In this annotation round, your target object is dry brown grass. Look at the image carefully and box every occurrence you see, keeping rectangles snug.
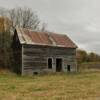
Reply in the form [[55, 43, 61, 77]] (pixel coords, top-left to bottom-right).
[[0, 71, 100, 100]]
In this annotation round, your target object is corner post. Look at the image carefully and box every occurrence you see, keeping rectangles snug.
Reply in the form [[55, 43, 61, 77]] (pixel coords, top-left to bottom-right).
[[22, 45, 24, 75]]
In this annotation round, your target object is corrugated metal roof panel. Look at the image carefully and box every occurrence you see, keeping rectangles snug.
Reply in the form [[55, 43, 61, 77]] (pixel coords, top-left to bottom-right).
[[50, 33, 77, 48], [16, 28, 25, 44], [16, 28, 77, 48]]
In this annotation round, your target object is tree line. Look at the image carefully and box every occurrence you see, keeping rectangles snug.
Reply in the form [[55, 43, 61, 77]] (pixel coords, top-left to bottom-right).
[[77, 49, 100, 64]]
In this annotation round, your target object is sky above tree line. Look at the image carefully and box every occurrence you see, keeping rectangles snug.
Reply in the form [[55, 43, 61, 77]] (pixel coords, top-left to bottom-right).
[[0, 0, 100, 54]]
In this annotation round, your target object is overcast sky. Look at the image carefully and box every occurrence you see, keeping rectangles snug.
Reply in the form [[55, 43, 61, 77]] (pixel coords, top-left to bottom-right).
[[0, 0, 100, 54]]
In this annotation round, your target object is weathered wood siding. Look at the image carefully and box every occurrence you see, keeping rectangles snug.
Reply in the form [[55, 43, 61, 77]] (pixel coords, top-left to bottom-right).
[[22, 44, 77, 75]]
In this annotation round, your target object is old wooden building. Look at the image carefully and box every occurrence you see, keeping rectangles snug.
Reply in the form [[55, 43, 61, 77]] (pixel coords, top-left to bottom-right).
[[12, 28, 77, 75]]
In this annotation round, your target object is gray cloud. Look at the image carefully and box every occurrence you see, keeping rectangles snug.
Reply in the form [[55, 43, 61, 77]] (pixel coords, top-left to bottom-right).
[[0, 0, 100, 54]]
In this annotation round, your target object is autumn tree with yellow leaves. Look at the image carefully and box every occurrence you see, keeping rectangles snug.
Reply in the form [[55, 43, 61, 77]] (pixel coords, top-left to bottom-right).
[[0, 17, 12, 68]]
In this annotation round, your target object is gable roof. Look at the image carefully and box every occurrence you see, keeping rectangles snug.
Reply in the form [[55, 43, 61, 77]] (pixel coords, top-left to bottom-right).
[[16, 27, 77, 48]]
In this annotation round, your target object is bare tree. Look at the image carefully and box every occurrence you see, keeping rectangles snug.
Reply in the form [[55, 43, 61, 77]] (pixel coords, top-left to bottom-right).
[[41, 23, 47, 32], [0, 7, 47, 31], [8, 7, 41, 31]]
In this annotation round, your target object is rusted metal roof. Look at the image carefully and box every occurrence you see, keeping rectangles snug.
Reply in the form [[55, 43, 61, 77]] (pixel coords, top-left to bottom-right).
[[16, 27, 77, 48]]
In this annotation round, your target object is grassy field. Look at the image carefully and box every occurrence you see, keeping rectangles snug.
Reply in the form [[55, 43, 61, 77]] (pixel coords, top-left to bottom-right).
[[0, 71, 100, 100]]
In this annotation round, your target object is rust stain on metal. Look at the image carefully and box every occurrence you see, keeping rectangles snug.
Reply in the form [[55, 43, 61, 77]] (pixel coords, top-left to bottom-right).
[[16, 27, 77, 48]]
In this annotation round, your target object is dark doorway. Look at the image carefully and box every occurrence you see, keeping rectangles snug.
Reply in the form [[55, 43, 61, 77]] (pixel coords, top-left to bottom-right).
[[67, 65, 70, 72], [48, 58, 52, 69], [56, 58, 62, 72]]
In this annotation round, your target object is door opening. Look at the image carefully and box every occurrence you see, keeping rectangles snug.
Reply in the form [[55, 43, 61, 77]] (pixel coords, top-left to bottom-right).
[[56, 58, 62, 72], [48, 58, 52, 69], [67, 65, 71, 72]]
